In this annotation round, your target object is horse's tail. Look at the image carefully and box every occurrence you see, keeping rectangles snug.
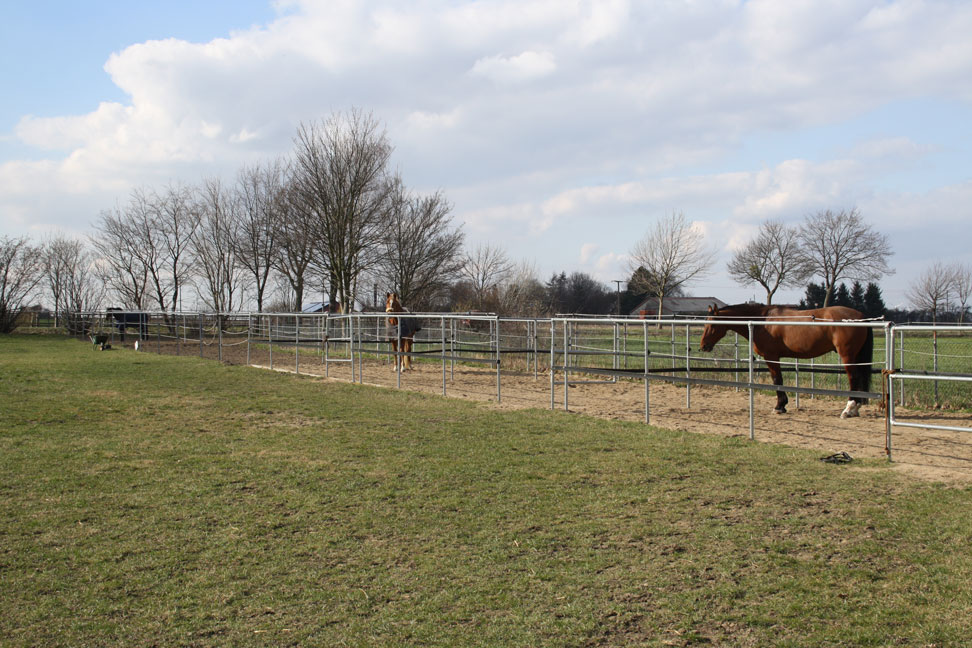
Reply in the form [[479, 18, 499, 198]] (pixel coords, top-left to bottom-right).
[[853, 327, 874, 403]]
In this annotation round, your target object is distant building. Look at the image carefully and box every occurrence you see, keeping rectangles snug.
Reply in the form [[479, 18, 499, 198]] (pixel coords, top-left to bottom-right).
[[302, 300, 366, 313], [302, 301, 334, 313], [630, 296, 728, 318]]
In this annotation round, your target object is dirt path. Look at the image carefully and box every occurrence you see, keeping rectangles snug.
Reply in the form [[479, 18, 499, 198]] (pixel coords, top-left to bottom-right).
[[151, 340, 972, 484]]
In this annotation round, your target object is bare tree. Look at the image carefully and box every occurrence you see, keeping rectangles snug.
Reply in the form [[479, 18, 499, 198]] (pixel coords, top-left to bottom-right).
[[191, 178, 244, 313], [291, 109, 393, 312], [951, 263, 972, 324], [500, 261, 547, 316], [0, 236, 43, 333], [273, 176, 321, 311], [377, 180, 464, 310], [235, 160, 285, 312], [91, 203, 149, 309], [727, 220, 808, 304], [151, 184, 199, 313], [92, 186, 197, 312], [628, 211, 715, 320], [906, 262, 956, 323], [460, 244, 513, 310], [43, 234, 104, 328], [42, 233, 74, 326], [797, 208, 893, 307]]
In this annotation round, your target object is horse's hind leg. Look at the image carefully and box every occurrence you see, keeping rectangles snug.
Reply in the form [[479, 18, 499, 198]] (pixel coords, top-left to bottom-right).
[[840, 353, 871, 418], [840, 361, 861, 418], [767, 360, 788, 414]]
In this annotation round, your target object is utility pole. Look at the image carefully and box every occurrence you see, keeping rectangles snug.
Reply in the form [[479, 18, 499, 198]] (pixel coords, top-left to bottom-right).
[[613, 280, 624, 316]]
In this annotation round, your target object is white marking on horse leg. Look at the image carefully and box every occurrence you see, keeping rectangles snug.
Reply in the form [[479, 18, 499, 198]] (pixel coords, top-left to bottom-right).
[[840, 400, 860, 419]]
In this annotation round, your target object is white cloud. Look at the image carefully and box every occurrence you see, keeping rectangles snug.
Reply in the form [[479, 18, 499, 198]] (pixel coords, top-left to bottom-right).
[[469, 50, 557, 83], [1, 0, 971, 308], [579, 242, 598, 263]]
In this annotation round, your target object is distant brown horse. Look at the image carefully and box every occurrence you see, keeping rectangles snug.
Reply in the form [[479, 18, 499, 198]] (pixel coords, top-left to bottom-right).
[[385, 293, 421, 371], [699, 303, 874, 418]]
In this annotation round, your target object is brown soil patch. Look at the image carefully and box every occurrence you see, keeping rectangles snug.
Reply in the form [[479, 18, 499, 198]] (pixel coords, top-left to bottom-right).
[[140, 339, 972, 484]]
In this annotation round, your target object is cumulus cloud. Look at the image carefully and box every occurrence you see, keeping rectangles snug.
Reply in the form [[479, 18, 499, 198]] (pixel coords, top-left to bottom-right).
[[1, 0, 971, 306], [579, 242, 598, 263]]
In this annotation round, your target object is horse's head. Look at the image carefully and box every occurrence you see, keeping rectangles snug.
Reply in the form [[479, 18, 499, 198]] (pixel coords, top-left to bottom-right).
[[699, 303, 726, 352], [384, 292, 401, 313]]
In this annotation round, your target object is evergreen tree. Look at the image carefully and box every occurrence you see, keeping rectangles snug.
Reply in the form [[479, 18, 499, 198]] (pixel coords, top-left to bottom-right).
[[800, 282, 827, 309], [863, 282, 887, 318], [834, 282, 852, 307], [545, 272, 568, 314], [850, 281, 865, 312], [621, 266, 686, 315]]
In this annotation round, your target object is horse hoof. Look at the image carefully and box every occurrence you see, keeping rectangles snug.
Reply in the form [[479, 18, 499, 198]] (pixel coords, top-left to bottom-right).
[[774, 408, 786, 415]]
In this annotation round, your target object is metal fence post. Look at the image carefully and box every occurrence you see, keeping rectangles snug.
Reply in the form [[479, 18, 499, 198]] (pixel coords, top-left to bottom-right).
[[794, 358, 800, 410], [564, 320, 570, 411], [671, 323, 676, 370], [685, 323, 691, 408], [324, 315, 330, 377], [898, 328, 904, 406], [734, 333, 739, 391], [810, 355, 815, 399], [550, 319, 556, 410], [496, 317, 501, 403], [613, 322, 620, 379], [355, 315, 362, 384], [933, 328, 939, 407], [748, 321, 755, 440], [441, 315, 447, 396], [644, 320, 650, 425]]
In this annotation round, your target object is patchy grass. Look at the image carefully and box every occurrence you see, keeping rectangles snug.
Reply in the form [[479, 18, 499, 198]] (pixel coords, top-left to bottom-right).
[[2, 334, 972, 647]]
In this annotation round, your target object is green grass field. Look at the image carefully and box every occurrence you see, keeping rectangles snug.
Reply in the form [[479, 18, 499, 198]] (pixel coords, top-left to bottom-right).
[[4, 335, 972, 646]]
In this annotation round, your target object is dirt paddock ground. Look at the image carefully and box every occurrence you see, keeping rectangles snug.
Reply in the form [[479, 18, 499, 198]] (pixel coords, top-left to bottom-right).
[[148, 338, 972, 484]]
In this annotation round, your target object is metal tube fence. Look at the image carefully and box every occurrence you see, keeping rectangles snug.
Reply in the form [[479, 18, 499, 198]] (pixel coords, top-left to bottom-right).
[[76, 310, 972, 464]]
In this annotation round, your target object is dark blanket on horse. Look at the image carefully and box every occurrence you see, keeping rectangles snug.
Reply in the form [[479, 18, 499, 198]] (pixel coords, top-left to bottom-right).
[[386, 316, 422, 339]]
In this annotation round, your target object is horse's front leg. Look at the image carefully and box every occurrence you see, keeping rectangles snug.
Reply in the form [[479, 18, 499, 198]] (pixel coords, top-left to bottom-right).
[[391, 340, 400, 371], [766, 359, 788, 414]]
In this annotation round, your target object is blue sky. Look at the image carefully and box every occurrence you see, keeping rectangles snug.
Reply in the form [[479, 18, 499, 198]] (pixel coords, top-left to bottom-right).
[[2, 0, 972, 309], [1, 1, 278, 156]]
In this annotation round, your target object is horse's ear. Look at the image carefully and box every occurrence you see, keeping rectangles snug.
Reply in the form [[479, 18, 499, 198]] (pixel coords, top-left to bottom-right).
[[707, 304, 714, 315]]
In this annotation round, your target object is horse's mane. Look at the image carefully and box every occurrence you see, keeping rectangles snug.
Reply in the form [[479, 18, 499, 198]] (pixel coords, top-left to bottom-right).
[[718, 302, 771, 318]]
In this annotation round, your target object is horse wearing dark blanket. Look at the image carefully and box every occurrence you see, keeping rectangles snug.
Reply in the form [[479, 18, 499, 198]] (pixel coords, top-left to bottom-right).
[[385, 293, 421, 371], [106, 307, 149, 341]]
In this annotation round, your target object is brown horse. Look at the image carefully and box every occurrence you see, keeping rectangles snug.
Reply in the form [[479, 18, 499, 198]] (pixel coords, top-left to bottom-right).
[[385, 292, 421, 371], [699, 303, 874, 418]]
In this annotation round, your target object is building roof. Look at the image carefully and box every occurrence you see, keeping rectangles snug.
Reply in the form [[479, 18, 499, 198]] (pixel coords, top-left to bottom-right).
[[631, 296, 728, 317]]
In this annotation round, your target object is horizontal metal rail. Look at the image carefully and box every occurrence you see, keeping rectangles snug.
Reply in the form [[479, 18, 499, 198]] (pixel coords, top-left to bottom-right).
[[560, 364, 881, 401]]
